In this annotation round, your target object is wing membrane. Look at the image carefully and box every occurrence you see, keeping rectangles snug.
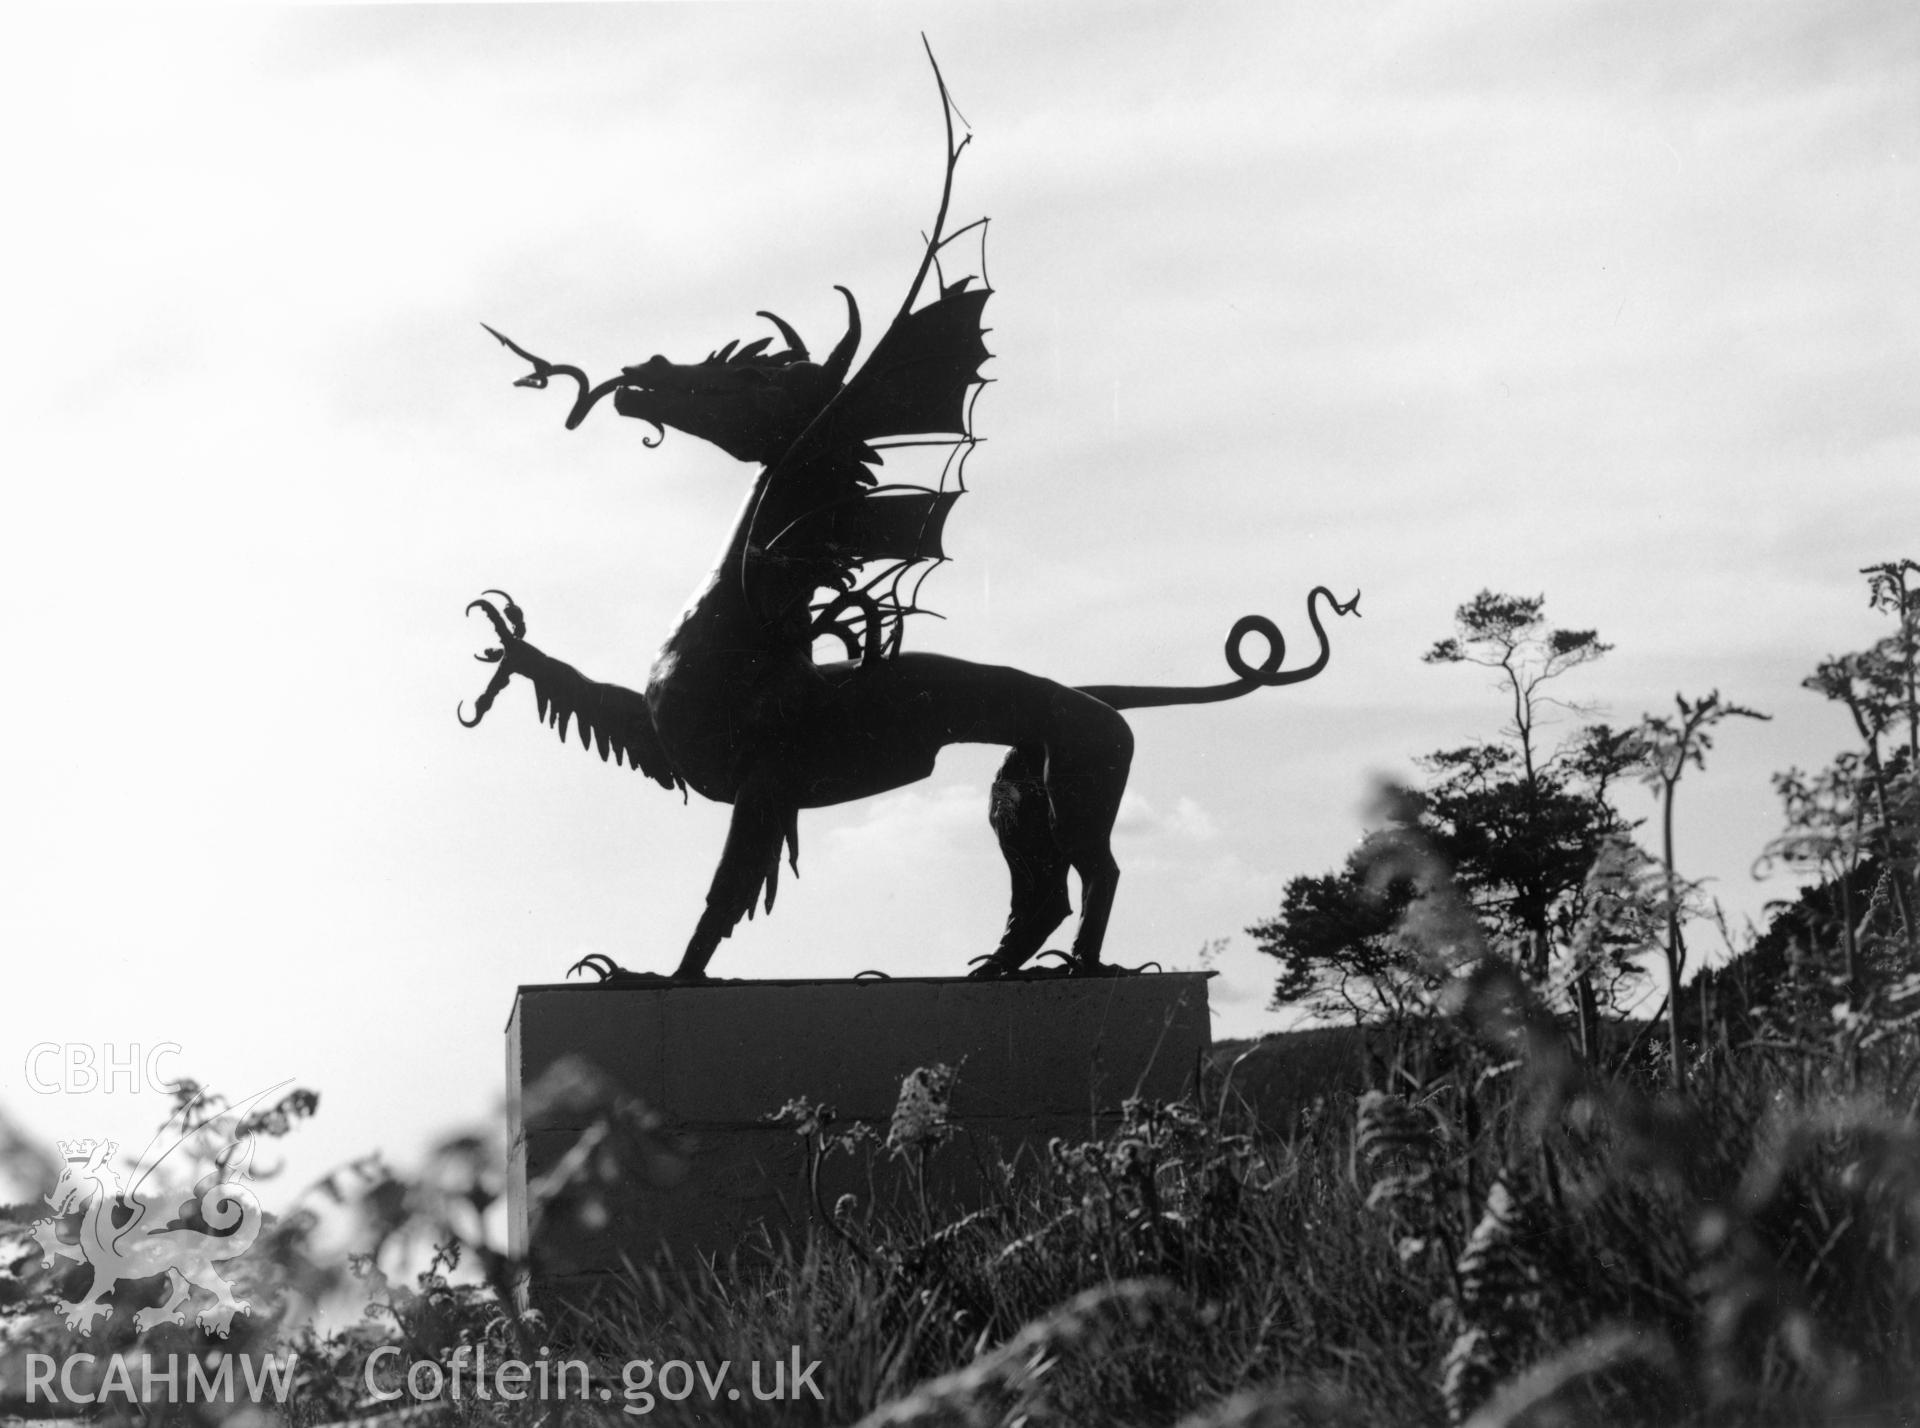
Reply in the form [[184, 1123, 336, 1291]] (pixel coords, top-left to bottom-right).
[[755, 185, 990, 659]]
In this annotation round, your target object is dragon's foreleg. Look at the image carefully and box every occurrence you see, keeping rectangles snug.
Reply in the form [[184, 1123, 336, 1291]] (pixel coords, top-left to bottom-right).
[[674, 771, 799, 980], [566, 770, 800, 986], [30, 1219, 81, 1267], [460, 592, 684, 792]]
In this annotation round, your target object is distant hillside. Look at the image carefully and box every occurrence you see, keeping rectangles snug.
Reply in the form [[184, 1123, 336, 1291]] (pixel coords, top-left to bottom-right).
[[1205, 1026, 1376, 1132], [1206, 1018, 1659, 1132]]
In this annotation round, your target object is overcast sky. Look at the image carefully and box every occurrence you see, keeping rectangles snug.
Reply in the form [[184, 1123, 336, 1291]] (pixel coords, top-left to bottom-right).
[[3, 2, 1916, 1204]]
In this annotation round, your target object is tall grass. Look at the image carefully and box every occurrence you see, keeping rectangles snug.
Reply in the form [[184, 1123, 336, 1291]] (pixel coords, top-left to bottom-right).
[[5, 905, 1916, 1426]]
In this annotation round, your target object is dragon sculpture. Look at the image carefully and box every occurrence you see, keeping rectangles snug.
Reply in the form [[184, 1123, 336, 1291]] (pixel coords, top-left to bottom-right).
[[462, 54, 1358, 983]]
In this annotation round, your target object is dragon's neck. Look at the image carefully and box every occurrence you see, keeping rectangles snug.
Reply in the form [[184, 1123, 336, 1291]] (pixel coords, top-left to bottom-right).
[[78, 1176, 117, 1250], [722, 460, 776, 577], [656, 467, 779, 665], [658, 431, 847, 675]]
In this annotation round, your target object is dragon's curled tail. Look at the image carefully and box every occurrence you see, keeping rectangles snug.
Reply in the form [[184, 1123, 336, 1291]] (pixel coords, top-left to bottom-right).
[[1077, 586, 1360, 711]]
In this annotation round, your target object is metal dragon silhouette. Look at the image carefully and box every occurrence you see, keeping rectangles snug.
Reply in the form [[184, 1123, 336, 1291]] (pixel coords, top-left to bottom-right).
[[462, 55, 1358, 983]]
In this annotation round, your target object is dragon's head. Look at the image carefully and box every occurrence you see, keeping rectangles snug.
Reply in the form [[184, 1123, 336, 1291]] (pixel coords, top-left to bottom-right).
[[488, 287, 866, 462], [45, 1139, 118, 1214], [610, 288, 860, 462]]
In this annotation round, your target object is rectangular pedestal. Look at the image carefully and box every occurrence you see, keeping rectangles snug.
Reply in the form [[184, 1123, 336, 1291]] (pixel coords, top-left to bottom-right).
[[506, 973, 1210, 1302]]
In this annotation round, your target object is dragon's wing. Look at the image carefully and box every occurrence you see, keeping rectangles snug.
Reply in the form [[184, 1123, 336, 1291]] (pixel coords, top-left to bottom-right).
[[837, 276, 992, 446], [750, 63, 991, 659]]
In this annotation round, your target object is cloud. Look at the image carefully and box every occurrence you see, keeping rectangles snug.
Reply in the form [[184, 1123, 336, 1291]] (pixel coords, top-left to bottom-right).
[[1113, 790, 1222, 846], [827, 782, 992, 856]]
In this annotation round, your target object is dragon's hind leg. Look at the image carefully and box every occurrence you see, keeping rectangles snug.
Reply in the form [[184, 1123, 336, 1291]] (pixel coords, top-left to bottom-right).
[[134, 1267, 193, 1332], [972, 745, 1073, 976], [970, 697, 1136, 978], [1047, 698, 1135, 974]]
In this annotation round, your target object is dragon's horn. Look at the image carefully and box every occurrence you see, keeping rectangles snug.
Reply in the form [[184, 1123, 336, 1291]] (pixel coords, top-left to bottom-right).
[[756, 310, 809, 361], [822, 286, 861, 386]]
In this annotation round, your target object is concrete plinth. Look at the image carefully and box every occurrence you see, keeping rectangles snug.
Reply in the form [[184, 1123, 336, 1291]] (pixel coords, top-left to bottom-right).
[[506, 973, 1210, 1302]]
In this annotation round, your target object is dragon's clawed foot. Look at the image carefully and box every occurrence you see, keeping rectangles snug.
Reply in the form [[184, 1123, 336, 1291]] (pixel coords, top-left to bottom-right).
[[468, 589, 527, 656], [134, 1305, 186, 1333], [566, 953, 707, 987], [198, 1302, 247, 1337], [1069, 959, 1163, 978], [459, 591, 528, 728], [966, 949, 1076, 980], [59, 1300, 109, 1336], [967, 948, 1163, 980]]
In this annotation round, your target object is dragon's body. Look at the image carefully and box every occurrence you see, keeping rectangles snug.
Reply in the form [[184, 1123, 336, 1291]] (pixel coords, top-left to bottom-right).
[[463, 57, 1357, 981]]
